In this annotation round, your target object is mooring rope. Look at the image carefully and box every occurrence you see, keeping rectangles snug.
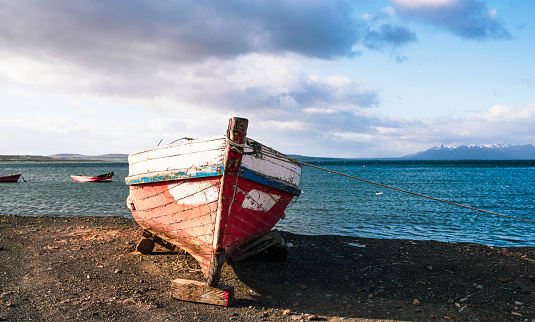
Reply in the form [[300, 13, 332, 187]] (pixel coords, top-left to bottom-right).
[[299, 161, 535, 225]]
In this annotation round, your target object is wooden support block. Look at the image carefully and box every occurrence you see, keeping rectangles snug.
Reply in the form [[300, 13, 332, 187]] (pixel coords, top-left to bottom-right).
[[141, 230, 177, 252], [170, 279, 234, 306], [231, 230, 284, 262], [136, 237, 155, 255]]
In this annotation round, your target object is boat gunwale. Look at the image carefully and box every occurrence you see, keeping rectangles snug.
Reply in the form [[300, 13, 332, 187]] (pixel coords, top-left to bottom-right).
[[0, 172, 21, 176], [125, 135, 301, 195], [128, 136, 226, 159]]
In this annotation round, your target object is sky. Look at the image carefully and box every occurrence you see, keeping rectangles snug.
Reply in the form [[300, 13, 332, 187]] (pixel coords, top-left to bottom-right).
[[1, 0, 534, 158]]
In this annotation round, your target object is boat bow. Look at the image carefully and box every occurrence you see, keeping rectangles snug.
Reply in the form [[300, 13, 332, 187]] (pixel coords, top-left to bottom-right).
[[125, 117, 301, 286]]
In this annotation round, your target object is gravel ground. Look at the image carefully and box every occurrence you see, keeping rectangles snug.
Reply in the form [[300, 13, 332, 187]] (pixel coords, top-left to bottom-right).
[[1, 215, 534, 321]]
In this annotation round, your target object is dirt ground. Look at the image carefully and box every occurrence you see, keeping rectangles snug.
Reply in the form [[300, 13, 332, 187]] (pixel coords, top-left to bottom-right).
[[1, 215, 534, 321]]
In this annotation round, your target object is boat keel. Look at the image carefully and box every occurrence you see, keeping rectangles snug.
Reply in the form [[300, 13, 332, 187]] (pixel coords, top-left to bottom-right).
[[206, 251, 226, 287]]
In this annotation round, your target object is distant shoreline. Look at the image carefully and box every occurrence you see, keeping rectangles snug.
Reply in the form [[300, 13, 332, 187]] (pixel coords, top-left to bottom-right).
[[2, 154, 535, 163], [0, 155, 128, 163]]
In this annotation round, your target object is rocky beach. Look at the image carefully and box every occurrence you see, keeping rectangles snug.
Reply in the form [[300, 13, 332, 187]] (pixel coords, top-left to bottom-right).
[[1, 215, 534, 321]]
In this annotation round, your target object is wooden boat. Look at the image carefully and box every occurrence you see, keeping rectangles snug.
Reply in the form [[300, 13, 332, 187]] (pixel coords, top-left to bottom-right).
[[0, 172, 22, 183], [125, 117, 301, 287], [70, 171, 114, 182]]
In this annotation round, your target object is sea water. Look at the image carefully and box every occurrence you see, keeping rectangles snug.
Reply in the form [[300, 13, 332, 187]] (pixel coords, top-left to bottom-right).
[[0, 162, 130, 218], [1, 160, 534, 247]]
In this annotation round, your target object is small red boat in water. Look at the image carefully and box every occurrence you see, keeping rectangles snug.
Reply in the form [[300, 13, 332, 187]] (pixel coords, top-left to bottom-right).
[[71, 171, 114, 182], [0, 172, 22, 183]]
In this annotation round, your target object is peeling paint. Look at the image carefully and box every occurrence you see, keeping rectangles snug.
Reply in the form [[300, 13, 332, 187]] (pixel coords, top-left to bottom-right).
[[241, 189, 281, 211]]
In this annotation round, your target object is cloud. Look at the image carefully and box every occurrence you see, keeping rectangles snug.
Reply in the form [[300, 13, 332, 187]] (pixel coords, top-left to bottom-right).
[[390, 0, 511, 40], [292, 75, 379, 110], [0, 1, 529, 159], [0, 0, 360, 67], [482, 104, 535, 123], [1, 89, 533, 157], [0, 1, 373, 112], [272, 104, 535, 158], [399, 105, 535, 151], [364, 24, 418, 50]]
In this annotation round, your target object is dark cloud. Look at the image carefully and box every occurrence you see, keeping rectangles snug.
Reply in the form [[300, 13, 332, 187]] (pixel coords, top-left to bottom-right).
[[364, 24, 417, 50], [391, 0, 511, 40], [252, 1, 360, 58], [0, 0, 361, 65]]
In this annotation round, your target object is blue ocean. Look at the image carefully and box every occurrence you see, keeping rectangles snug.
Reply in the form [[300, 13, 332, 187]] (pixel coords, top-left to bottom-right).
[[1, 160, 534, 247]]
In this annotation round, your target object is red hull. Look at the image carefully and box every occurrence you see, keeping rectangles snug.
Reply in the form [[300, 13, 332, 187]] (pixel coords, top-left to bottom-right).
[[0, 173, 21, 183], [71, 172, 113, 182], [127, 176, 295, 275]]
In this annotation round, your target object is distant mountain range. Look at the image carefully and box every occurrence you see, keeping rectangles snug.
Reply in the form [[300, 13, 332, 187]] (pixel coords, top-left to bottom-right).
[[2, 143, 534, 163], [403, 143, 535, 160], [0, 154, 128, 162]]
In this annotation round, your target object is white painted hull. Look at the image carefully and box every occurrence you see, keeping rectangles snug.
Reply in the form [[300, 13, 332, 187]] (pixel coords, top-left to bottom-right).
[[126, 136, 301, 192]]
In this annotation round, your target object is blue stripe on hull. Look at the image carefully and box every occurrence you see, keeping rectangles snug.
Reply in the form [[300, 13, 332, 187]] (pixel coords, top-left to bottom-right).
[[239, 167, 301, 196], [125, 165, 223, 185]]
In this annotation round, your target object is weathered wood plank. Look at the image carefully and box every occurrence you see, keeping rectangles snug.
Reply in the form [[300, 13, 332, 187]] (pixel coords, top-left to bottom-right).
[[151, 233, 178, 252], [231, 230, 284, 262], [170, 279, 234, 306]]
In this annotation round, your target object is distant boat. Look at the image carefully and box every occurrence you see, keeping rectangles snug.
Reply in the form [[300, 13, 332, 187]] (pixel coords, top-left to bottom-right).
[[125, 117, 301, 287], [71, 171, 114, 182], [375, 191, 383, 195], [0, 172, 22, 183]]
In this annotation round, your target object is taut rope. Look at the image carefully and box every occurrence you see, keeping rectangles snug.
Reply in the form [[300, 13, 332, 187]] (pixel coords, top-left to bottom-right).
[[299, 161, 535, 225]]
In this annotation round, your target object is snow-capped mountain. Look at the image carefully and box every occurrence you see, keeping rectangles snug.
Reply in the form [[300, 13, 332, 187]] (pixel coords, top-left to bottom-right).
[[403, 143, 535, 160], [429, 143, 511, 150]]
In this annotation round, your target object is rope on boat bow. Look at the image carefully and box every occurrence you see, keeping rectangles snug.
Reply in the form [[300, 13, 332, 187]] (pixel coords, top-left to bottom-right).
[[299, 161, 535, 225], [226, 134, 289, 160]]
